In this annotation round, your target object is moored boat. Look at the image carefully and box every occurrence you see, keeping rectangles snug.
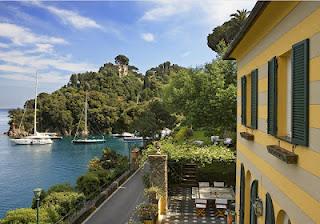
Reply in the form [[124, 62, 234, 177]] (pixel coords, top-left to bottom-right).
[[11, 73, 53, 145], [123, 136, 143, 141], [72, 90, 105, 144]]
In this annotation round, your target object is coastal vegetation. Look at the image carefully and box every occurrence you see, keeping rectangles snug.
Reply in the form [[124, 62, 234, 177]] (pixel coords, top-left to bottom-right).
[[8, 57, 182, 137], [0, 148, 128, 223], [2, 9, 249, 223]]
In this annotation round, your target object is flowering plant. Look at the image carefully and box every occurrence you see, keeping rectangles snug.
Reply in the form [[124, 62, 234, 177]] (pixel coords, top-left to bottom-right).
[[136, 203, 158, 220]]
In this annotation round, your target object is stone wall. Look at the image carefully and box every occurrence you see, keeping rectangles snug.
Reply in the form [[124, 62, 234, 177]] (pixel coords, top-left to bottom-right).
[[148, 154, 168, 215]]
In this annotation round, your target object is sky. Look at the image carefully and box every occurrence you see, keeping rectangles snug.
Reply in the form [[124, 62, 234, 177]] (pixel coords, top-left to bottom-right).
[[0, 0, 255, 108]]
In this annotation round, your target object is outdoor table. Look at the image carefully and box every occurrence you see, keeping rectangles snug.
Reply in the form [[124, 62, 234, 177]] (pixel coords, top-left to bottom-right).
[[194, 187, 235, 200]]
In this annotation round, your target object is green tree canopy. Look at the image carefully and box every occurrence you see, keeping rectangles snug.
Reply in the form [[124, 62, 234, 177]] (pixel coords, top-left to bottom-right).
[[163, 41, 237, 133], [207, 9, 250, 53], [115, 54, 129, 65]]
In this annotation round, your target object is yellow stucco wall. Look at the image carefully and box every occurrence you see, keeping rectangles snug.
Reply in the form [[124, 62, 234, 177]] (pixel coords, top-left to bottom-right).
[[233, 2, 320, 224]]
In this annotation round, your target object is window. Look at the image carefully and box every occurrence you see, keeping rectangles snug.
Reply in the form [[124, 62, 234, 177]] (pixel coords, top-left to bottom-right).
[[267, 39, 309, 146], [265, 193, 275, 224], [292, 39, 309, 146], [267, 57, 277, 136], [241, 76, 247, 126], [241, 70, 258, 129], [251, 69, 258, 129], [250, 180, 258, 224], [239, 164, 245, 224], [277, 51, 292, 140]]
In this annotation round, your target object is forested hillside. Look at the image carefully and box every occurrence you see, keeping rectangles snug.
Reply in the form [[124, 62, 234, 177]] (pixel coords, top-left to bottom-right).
[[8, 56, 180, 136], [8, 9, 247, 138]]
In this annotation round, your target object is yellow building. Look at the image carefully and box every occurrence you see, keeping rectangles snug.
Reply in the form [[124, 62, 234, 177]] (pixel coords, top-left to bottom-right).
[[224, 1, 320, 224]]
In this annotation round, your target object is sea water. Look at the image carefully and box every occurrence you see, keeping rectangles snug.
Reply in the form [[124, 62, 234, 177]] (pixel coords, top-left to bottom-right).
[[0, 109, 142, 218]]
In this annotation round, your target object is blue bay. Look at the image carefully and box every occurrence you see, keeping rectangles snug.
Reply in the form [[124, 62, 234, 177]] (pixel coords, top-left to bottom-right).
[[0, 109, 141, 218]]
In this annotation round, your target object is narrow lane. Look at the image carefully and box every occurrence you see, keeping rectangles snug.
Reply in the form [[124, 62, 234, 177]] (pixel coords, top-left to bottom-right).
[[83, 166, 147, 224]]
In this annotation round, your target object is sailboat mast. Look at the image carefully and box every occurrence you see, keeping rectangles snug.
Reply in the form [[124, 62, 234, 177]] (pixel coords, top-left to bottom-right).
[[84, 91, 88, 136], [34, 72, 38, 134]]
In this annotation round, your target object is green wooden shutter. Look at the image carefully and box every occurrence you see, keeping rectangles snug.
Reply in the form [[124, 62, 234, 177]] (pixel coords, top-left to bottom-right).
[[292, 39, 309, 146], [268, 57, 277, 136], [239, 164, 245, 224], [250, 180, 258, 224], [241, 76, 247, 126], [265, 193, 275, 224], [251, 69, 258, 129]]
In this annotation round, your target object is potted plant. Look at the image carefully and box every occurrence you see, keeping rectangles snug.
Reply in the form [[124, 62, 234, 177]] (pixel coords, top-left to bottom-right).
[[136, 203, 158, 224], [144, 186, 163, 204]]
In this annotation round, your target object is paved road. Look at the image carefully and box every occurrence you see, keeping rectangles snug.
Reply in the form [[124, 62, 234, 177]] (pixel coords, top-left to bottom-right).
[[83, 166, 147, 224]]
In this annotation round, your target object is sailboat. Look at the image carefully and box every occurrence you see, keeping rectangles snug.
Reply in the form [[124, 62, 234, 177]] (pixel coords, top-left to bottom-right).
[[11, 73, 53, 145], [72, 91, 106, 144]]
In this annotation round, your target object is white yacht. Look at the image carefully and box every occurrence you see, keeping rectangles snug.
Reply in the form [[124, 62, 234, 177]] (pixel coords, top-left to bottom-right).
[[123, 136, 143, 141], [72, 91, 105, 144], [12, 134, 53, 145], [11, 73, 53, 145]]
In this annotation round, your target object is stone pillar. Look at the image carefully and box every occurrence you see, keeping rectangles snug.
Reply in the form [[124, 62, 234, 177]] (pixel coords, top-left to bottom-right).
[[130, 148, 140, 170], [148, 154, 168, 215]]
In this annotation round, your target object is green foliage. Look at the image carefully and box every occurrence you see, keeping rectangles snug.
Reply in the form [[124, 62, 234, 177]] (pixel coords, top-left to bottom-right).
[[9, 57, 182, 137], [143, 140, 235, 166], [47, 183, 74, 194], [0, 208, 52, 224], [188, 130, 211, 145], [163, 41, 237, 133], [135, 203, 158, 220], [76, 171, 101, 197], [173, 127, 190, 143], [142, 61, 186, 100], [77, 148, 128, 198], [197, 161, 236, 186], [42, 192, 85, 217], [207, 9, 250, 53], [115, 54, 129, 65], [132, 100, 176, 137], [88, 157, 103, 171]]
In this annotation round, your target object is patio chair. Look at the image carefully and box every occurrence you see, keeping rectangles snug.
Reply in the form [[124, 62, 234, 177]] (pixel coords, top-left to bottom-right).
[[214, 181, 225, 188], [199, 182, 210, 188], [215, 199, 228, 218], [211, 136, 220, 145], [192, 187, 199, 199], [196, 203, 207, 217], [195, 199, 207, 204], [224, 138, 233, 147]]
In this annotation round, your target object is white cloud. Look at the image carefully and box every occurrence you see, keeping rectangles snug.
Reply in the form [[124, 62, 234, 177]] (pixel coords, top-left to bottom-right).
[[0, 50, 97, 73], [141, 0, 191, 21], [0, 72, 69, 84], [141, 0, 255, 25], [141, 33, 155, 42], [32, 1, 103, 30], [0, 43, 9, 48], [0, 22, 67, 46], [0, 64, 36, 73], [181, 51, 191, 57], [34, 43, 54, 53]]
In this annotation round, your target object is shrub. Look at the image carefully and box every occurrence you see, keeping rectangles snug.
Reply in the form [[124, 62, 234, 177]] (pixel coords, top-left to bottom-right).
[[144, 186, 163, 204], [42, 192, 85, 217], [76, 172, 101, 197], [135, 203, 158, 221], [47, 183, 74, 194], [173, 127, 189, 142], [90, 169, 113, 187], [88, 157, 103, 171], [0, 208, 52, 224]]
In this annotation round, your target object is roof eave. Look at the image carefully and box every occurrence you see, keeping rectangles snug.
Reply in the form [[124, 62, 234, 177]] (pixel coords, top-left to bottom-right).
[[223, 1, 270, 60]]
